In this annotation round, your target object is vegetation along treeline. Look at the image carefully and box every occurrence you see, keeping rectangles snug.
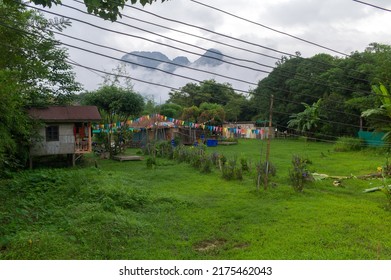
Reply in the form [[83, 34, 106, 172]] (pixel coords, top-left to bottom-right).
[[1, 0, 391, 174], [2, 0, 391, 261]]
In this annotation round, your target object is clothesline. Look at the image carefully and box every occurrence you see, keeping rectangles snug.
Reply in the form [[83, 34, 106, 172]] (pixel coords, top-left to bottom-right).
[[93, 113, 270, 136]]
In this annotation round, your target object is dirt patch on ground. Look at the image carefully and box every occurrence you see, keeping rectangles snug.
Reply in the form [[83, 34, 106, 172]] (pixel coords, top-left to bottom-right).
[[233, 242, 250, 249], [194, 239, 227, 252]]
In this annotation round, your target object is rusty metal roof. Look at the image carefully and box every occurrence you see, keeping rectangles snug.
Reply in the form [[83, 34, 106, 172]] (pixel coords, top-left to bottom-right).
[[28, 106, 101, 122]]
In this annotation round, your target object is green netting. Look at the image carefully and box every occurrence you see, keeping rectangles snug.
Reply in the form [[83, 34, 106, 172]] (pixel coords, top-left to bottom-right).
[[358, 130, 385, 147]]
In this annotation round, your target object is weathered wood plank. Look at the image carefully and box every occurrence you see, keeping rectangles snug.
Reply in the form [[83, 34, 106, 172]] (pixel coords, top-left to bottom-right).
[[113, 155, 144, 162]]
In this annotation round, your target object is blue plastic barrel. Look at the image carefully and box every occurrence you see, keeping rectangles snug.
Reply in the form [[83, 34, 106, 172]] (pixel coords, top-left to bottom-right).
[[206, 139, 218, 147]]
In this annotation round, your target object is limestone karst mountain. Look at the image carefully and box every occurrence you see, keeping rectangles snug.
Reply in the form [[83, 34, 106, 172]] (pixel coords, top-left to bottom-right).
[[121, 48, 224, 72]]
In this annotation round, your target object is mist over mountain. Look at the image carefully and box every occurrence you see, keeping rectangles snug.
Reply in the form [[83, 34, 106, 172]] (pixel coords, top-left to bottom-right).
[[121, 48, 223, 73], [119, 48, 265, 101]]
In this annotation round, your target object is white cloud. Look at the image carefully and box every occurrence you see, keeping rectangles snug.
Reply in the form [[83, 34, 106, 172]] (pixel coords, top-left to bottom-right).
[[38, 0, 391, 100]]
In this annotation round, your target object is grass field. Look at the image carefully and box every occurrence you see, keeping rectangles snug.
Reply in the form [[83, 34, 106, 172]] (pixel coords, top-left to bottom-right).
[[1, 139, 390, 260]]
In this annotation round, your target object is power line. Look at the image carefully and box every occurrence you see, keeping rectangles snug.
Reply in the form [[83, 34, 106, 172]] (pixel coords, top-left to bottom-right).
[[53, 30, 260, 87], [71, 0, 281, 61], [190, 0, 350, 57], [0, 17, 255, 95], [65, 59, 372, 131], [274, 108, 362, 130], [352, 0, 391, 12], [66, 59, 180, 91], [124, 2, 372, 85], [25, 4, 274, 75], [1, 13, 373, 124], [3, 4, 376, 105], [67, 57, 106, 79], [35, 3, 374, 97], [64, 2, 375, 96], [4, 4, 379, 125], [27, 1, 375, 97], [0, 22, 372, 132]]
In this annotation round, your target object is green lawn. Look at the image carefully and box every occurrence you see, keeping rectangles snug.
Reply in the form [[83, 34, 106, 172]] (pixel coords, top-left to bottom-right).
[[1, 139, 390, 259]]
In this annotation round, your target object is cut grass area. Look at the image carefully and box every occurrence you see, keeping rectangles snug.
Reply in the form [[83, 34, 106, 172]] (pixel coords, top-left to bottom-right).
[[1, 139, 390, 260]]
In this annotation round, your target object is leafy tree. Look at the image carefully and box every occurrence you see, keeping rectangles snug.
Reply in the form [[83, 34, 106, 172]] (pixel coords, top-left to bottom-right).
[[250, 43, 391, 138], [15, 0, 168, 21], [168, 79, 247, 121], [82, 85, 144, 155], [198, 103, 225, 125], [250, 56, 304, 126], [224, 95, 248, 122], [158, 103, 183, 118], [0, 3, 81, 173], [142, 98, 158, 116], [181, 106, 200, 123]]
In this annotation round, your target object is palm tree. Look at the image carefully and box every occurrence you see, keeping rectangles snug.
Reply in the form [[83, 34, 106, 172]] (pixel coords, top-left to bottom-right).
[[287, 99, 322, 138]]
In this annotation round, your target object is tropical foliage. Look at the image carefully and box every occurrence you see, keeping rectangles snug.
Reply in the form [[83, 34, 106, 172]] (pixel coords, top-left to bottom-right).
[[5, 0, 168, 21], [81, 85, 144, 156], [250, 43, 391, 137], [0, 3, 80, 174], [287, 99, 322, 136], [361, 83, 391, 143]]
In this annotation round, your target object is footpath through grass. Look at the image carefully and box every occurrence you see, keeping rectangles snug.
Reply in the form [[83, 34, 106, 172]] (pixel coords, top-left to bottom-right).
[[1, 139, 390, 259]]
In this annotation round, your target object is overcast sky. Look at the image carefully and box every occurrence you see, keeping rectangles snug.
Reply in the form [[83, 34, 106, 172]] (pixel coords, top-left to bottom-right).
[[39, 0, 391, 102]]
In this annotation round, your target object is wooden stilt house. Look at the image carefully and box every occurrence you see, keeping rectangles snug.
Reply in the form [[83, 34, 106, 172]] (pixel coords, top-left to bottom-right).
[[28, 106, 101, 168]]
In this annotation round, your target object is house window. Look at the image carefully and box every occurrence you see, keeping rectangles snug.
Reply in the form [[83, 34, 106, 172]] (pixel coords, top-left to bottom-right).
[[46, 125, 59, 141]]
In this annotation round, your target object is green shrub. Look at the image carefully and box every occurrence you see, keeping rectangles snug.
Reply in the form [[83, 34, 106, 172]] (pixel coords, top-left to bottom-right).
[[333, 137, 364, 152], [101, 196, 116, 212], [289, 155, 313, 192], [219, 154, 227, 170], [222, 158, 242, 181], [210, 152, 220, 166], [255, 161, 277, 189], [146, 157, 156, 169], [240, 158, 250, 172], [200, 155, 213, 174]]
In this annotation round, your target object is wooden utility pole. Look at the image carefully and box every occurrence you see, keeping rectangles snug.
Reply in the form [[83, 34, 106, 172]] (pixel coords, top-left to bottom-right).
[[264, 94, 274, 190]]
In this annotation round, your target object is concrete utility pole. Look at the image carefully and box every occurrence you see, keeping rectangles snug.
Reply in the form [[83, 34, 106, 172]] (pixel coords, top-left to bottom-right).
[[264, 94, 274, 190]]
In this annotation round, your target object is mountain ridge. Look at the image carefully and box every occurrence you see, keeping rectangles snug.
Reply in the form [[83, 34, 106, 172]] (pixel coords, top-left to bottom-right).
[[121, 48, 224, 72]]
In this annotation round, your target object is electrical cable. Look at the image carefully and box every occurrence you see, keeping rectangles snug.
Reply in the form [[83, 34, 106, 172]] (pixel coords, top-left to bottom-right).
[[70, 0, 282, 61], [124, 2, 373, 84], [26, 3, 375, 98], [190, 0, 350, 57], [62, 2, 376, 96], [66, 59, 181, 91], [352, 0, 391, 12], [53, 30, 259, 87], [0, 15, 374, 127], [0, 4, 382, 130]]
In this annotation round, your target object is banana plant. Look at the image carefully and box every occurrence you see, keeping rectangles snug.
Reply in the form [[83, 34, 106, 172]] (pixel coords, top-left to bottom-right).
[[287, 99, 322, 136], [361, 83, 391, 143]]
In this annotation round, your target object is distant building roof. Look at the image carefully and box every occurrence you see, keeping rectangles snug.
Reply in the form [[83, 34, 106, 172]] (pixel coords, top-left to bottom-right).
[[28, 106, 101, 122]]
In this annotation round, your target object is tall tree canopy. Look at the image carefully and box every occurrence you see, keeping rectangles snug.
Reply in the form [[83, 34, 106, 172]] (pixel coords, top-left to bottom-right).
[[81, 85, 144, 156], [0, 2, 81, 173], [167, 79, 251, 122], [250, 43, 391, 138], [168, 80, 240, 107], [7, 0, 168, 21]]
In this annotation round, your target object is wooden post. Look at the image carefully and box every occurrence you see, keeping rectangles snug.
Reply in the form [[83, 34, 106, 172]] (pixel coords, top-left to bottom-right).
[[264, 94, 274, 190], [88, 122, 92, 152]]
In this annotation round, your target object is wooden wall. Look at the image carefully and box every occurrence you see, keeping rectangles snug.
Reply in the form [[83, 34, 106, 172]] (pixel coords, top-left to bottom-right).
[[30, 123, 75, 156]]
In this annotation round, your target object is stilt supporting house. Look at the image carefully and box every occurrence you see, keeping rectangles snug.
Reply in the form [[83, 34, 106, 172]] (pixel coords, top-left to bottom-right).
[[28, 106, 101, 168]]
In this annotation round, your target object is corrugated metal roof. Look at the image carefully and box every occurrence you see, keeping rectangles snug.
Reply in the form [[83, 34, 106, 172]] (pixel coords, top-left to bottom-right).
[[28, 106, 101, 122]]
